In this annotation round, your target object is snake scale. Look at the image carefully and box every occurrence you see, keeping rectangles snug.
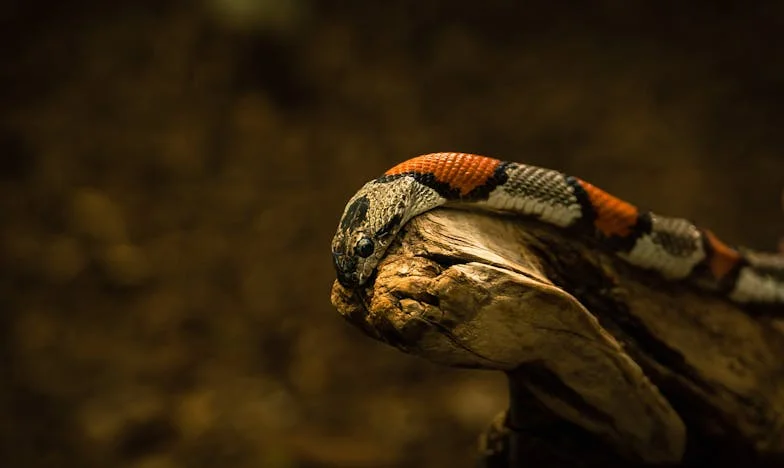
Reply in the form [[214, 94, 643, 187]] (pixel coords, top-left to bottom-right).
[[331, 152, 784, 304]]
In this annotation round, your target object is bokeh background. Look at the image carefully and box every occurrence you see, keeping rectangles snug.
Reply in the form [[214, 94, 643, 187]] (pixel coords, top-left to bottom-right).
[[1, 1, 783, 467]]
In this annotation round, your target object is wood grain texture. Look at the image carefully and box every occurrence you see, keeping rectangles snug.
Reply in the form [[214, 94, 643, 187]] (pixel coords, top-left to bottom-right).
[[331, 208, 784, 467]]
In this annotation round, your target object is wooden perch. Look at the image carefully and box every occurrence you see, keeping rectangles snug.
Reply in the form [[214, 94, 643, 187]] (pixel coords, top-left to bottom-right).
[[330, 208, 784, 467]]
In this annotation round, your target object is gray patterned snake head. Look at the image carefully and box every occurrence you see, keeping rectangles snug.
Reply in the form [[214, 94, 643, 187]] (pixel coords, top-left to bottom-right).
[[332, 178, 412, 288], [332, 176, 443, 289]]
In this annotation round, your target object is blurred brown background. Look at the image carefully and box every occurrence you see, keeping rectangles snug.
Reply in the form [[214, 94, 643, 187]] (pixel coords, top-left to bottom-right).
[[1, 1, 783, 467]]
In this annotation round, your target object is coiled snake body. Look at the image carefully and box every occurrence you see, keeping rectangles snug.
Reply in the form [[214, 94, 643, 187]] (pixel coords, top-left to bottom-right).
[[332, 152, 784, 304]]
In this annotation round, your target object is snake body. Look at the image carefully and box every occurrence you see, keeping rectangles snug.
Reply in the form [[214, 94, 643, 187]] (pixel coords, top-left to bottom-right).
[[331, 152, 784, 304]]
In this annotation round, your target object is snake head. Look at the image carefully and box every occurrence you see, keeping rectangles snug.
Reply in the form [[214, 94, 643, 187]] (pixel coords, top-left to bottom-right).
[[331, 178, 416, 289]]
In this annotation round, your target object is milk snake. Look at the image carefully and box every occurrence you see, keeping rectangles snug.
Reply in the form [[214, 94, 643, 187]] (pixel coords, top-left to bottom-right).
[[331, 152, 784, 304]]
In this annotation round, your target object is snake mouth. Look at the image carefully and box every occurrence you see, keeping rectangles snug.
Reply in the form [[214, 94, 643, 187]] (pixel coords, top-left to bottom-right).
[[332, 253, 359, 288], [336, 272, 358, 289]]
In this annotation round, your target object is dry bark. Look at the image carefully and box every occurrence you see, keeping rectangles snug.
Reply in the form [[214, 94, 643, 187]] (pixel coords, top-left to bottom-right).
[[330, 208, 784, 467]]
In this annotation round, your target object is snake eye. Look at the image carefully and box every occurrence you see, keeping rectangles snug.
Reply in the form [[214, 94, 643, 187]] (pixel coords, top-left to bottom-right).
[[355, 237, 374, 258]]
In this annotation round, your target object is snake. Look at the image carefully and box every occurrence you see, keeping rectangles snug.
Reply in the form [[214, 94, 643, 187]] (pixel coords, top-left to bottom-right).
[[331, 152, 784, 304]]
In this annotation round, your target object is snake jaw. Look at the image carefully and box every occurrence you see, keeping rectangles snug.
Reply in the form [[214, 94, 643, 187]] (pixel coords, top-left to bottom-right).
[[332, 252, 359, 288]]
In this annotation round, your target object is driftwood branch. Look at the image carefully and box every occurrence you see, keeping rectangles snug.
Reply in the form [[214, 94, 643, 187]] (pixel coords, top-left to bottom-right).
[[331, 208, 784, 467]]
